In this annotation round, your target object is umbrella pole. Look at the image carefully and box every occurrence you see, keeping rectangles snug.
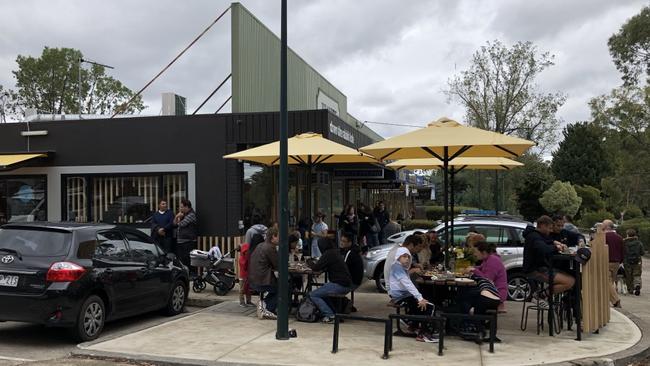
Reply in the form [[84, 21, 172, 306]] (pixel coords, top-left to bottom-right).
[[276, 0, 289, 340], [450, 168, 455, 248], [443, 147, 449, 269]]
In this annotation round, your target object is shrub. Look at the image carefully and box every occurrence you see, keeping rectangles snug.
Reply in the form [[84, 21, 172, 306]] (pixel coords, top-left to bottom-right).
[[623, 205, 643, 220], [401, 219, 438, 230], [578, 210, 615, 229], [424, 206, 478, 221]]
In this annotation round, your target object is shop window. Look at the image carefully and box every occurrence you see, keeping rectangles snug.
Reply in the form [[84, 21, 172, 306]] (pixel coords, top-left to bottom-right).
[[0, 176, 47, 223], [63, 173, 187, 224], [243, 163, 274, 228]]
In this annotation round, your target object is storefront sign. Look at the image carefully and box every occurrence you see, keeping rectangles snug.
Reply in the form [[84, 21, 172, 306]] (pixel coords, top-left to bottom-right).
[[333, 169, 383, 179], [329, 121, 355, 144], [362, 182, 401, 190]]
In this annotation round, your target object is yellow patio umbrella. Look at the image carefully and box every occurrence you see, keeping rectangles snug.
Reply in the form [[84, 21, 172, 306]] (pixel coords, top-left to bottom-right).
[[386, 157, 524, 171], [223, 132, 378, 166], [223, 132, 379, 220], [360, 118, 535, 161], [361, 117, 534, 260]]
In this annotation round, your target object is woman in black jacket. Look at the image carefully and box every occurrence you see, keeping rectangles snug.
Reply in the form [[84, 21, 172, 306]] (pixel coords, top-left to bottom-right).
[[338, 204, 359, 245]]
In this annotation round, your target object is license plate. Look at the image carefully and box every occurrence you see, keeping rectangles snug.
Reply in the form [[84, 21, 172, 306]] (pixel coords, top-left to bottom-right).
[[0, 274, 19, 287]]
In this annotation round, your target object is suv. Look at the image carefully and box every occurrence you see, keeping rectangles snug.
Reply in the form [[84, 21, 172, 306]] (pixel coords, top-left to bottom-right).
[[0, 222, 189, 341], [364, 215, 533, 301]]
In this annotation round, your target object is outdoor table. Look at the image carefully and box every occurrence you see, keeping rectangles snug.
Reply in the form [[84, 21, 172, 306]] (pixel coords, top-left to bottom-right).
[[288, 264, 323, 294], [415, 275, 476, 307], [547, 252, 582, 341]]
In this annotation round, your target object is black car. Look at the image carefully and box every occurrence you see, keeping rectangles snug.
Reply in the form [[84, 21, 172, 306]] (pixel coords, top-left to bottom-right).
[[0, 222, 189, 341]]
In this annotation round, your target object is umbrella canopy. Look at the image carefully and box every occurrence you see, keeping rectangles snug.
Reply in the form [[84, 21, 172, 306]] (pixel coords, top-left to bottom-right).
[[360, 117, 535, 161], [387, 157, 524, 171], [223, 132, 378, 166]]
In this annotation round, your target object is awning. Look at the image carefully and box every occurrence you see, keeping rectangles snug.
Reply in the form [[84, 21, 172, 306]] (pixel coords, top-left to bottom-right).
[[0, 153, 48, 170]]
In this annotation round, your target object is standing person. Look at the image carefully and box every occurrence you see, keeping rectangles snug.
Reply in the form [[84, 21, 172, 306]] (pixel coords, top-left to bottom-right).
[[603, 219, 624, 308], [623, 229, 645, 296], [374, 202, 390, 244], [248, 227, 280, 319], [310, 212, 329, 258], [244, 214, 267, 245], [307, 237, 353, 323], [238, 234, 264, 307], [359, 204, 379, 250], [465, 241, 508, 312], [382, 215, 402, 243], [338, 205, 359, 245], [174, 199, 198, 275], [151, 199, 174, 254]]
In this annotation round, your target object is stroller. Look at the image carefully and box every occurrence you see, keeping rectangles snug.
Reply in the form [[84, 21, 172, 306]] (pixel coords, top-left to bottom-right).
[[190, 249, 237, 296]]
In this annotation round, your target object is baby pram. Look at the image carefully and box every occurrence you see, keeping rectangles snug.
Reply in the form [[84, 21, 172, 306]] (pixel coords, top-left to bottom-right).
[[190, 248, 237, 295]]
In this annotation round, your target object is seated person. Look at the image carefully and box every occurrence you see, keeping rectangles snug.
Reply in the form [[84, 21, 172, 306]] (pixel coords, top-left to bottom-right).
[[340, 232, 364, 289], [307, 237, 353, 323], [523, 215, 575, 303], [550, 214, 582, 248], [388, 247, 438, 343], [426, 230, 445, 266], [384, 234, 426, 292], [248, 227, 280, 319], [457, 274, 502, 315], [288, 233, 304, 305], [465, 241, 507, 312]]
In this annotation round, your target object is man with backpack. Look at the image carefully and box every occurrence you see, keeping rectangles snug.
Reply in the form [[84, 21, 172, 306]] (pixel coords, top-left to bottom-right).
[[307, 237, 353, 323]]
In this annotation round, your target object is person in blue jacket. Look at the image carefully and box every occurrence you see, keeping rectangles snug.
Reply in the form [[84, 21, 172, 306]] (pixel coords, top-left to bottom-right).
[[151, 199, 175, 253]]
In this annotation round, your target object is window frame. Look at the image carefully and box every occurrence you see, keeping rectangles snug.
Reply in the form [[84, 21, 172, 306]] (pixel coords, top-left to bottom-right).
[[0, 174, 48, 222]]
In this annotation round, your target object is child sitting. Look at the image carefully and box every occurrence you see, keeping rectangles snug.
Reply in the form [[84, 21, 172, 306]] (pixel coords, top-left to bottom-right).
[[388, 247, 438, 343]]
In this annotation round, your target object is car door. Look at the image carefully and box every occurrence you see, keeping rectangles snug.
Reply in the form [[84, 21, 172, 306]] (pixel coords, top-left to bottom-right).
[[122, 230, 170, 310], [93, 230, 142, 317], [474, 225, 517, 268]]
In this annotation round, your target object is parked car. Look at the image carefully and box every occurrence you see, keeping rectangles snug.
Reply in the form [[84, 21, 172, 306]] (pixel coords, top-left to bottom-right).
[[0, 222, 189, 341], [385, 228, 429, 244], [364, 216, 535, 301]]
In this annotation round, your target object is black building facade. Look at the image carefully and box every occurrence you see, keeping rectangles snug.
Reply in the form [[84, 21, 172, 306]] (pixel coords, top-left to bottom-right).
[[0, 110, 389, 236]]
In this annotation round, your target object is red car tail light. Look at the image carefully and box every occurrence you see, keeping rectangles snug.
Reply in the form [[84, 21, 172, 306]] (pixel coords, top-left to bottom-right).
[[46, 262, 86, 282]]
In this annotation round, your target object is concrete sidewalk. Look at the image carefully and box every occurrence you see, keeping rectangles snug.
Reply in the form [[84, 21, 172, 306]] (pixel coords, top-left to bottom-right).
[[76, 282, 643, 366]]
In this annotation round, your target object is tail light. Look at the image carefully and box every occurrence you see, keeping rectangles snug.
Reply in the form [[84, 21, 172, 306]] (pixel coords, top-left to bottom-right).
[[46, 262, 86, 282]]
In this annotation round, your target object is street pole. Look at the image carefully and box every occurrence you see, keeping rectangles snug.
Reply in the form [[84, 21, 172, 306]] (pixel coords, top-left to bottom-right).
[[494, 170, 499, 214], [276, 0, 289, 341]]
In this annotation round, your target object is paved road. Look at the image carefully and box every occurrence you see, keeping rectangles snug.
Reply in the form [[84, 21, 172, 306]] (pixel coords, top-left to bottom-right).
[[0, 307, 202, 366]]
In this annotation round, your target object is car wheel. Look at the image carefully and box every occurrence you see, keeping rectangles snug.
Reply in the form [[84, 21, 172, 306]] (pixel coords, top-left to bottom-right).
[[165, 281, 187, 316], [71, 295, 105, 342], [508, 273, 531, 301], [213, 282, 229, 296]]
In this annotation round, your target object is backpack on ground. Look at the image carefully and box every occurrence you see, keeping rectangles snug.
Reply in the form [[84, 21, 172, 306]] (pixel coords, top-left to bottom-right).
[[296, 297, 321, 322]]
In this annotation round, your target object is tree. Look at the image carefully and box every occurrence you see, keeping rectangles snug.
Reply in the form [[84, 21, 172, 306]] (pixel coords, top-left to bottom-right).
[[0, 84, 22, 122], [539, 181, 582, 217], [551, 122, 612, 187], [513, 153, 555, 221], [574, 185, 605, 214], [608, 6, 650, 85], [447, 40, 566, 152], [12, 47, 145, 115]]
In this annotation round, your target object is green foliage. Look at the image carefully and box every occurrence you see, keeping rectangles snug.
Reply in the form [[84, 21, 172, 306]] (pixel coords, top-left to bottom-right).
[[424, 206, 478, 221], [551, 122, 612, 187], [401, 219, 438, 230], [539, 181, 582, 217], [446, 40, 565, 153], [623, 205, 644, 220], [618, 218, 650, 252], [607, 6, 650, 85], [514, 154, 555, 221], [578, 210, 615, 229], [574, 185, 605, 216], [13, 47, 145, 115], [600, 177, 625, 214]]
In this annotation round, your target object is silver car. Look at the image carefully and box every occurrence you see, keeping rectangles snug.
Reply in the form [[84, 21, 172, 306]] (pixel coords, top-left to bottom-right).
[[364, 216, 533, 301]]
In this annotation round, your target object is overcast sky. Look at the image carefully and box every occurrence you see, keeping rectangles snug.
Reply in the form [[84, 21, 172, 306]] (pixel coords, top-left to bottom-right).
[[0, 0, 646, 140]]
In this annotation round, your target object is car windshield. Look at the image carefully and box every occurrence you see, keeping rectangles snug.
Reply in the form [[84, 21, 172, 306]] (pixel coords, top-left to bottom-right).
[[0, 228, 71, 257]]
